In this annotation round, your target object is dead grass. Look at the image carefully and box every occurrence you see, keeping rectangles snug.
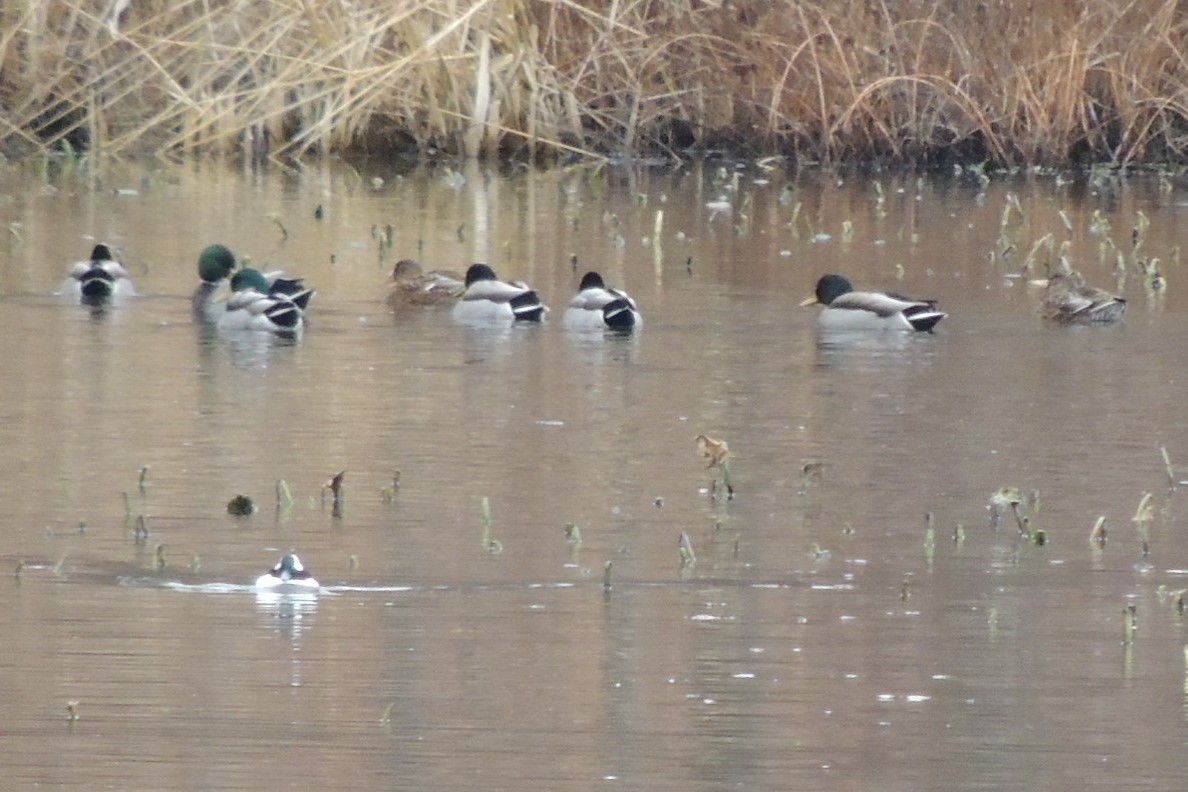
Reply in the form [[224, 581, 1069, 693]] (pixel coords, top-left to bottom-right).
[[3, 0, 1188, 166]]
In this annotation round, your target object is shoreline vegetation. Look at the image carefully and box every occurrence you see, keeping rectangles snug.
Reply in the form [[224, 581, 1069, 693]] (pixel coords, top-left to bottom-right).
[[3, 1, 1188, 168]]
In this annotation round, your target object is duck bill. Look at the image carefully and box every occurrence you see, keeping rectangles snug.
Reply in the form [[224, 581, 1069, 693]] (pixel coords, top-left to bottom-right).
[[798, 296, 820, 307]]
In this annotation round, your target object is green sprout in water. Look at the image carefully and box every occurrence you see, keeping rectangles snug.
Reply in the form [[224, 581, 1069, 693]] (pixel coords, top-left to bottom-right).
[[1089, 516, 1107, 548], [1132, 492, 1154, 557], [1122, 603, 1138, 645], [480, 497, 502, 554], [322, 471, 346, 517], [603, 560, 613, 594], [988, 486, 1021, 529], [276, 479, 294, 511], [696, 434, 735, 501], [380, 471, 401, 505], [65, 700, 80, 722], [678, 532, 697, 568], [138, 466, 149, 493]]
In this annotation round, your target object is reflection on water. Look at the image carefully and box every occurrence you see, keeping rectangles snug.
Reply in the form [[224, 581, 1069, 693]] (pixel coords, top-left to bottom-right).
[[2, 160, 1188, 789]]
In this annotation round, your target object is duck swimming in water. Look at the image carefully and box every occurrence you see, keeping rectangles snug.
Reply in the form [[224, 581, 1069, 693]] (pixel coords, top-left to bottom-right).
[[218, 266, 315, 334], [254, 553, 319, 590], [800, 274, 946, 332], [192, 244, 238, 322], [563, 271, 640, 330], [385, 258, 465, 309], [451, 263, 547, 323], [68, 243, 134, 305]]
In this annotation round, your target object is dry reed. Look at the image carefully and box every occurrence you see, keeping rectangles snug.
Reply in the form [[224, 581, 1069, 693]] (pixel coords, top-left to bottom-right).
[[3, 0, 1188, 166]]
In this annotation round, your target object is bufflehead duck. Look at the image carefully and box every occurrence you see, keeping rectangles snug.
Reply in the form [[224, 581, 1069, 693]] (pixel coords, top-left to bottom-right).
[[255, 553, 320, 590]]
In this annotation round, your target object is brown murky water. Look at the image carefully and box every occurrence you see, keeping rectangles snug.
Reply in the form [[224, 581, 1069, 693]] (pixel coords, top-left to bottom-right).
[[3, 157, 1188, 789]]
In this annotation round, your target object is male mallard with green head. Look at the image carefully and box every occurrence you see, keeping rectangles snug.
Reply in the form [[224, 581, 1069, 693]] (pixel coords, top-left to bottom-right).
[[801, 274, 946, 332], [192, 244, 238, 322], [218, 267, 314, 334]]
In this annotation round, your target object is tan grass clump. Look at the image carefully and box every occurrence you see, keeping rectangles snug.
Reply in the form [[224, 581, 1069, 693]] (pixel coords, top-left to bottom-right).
[[2, 0, 1188, 166]]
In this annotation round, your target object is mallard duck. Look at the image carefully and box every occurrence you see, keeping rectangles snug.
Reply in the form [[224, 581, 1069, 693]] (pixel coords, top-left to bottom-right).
[[192, 243, 238, 322], [218, 267, 314, 334], [68, 243, 134, 304], [254, 553, 319, 590], [800, 274, 946, 332], [563, 271, 640, 330], [452, 263, 547, 323], [1040, 270, 1126, 324], [385, 258, 465, 308]]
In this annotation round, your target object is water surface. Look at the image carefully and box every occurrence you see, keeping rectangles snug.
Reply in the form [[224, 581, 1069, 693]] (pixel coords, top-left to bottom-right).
[[2, 158, 1188, 790]]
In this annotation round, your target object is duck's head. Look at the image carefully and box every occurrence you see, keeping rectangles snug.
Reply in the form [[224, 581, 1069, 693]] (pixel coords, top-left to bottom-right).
[[90, 243, 117, 262], [230, 267, 270, 293], [390, 259, 424, 281], [197, 244, 237, 284], [579, 271, 606, 291], [800, 274, 854, 307], [464, 263, 498, 286], [274, 553, 307, 581]]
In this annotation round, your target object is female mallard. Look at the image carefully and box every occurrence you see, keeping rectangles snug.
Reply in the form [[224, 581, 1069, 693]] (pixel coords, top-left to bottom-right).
[[452, 263, 547, 323], [1040, 269, 1125, 325], [69, 243, 134, 305], [800, 274, 946, 332], [563, 271, 640, 330], [192, 243, 238, 322], [254, 553, 320, 590], [218, 266, 315, 334], [385, 258, 464, 309]]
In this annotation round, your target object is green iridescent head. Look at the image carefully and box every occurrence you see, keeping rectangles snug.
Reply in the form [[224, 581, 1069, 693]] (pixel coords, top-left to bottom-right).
[[197, 244, 237, 284], [229, 267, 270, 293]]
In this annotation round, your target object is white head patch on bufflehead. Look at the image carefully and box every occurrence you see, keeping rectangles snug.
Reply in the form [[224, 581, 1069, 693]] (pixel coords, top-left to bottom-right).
[[255, 553, 320, 589]]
